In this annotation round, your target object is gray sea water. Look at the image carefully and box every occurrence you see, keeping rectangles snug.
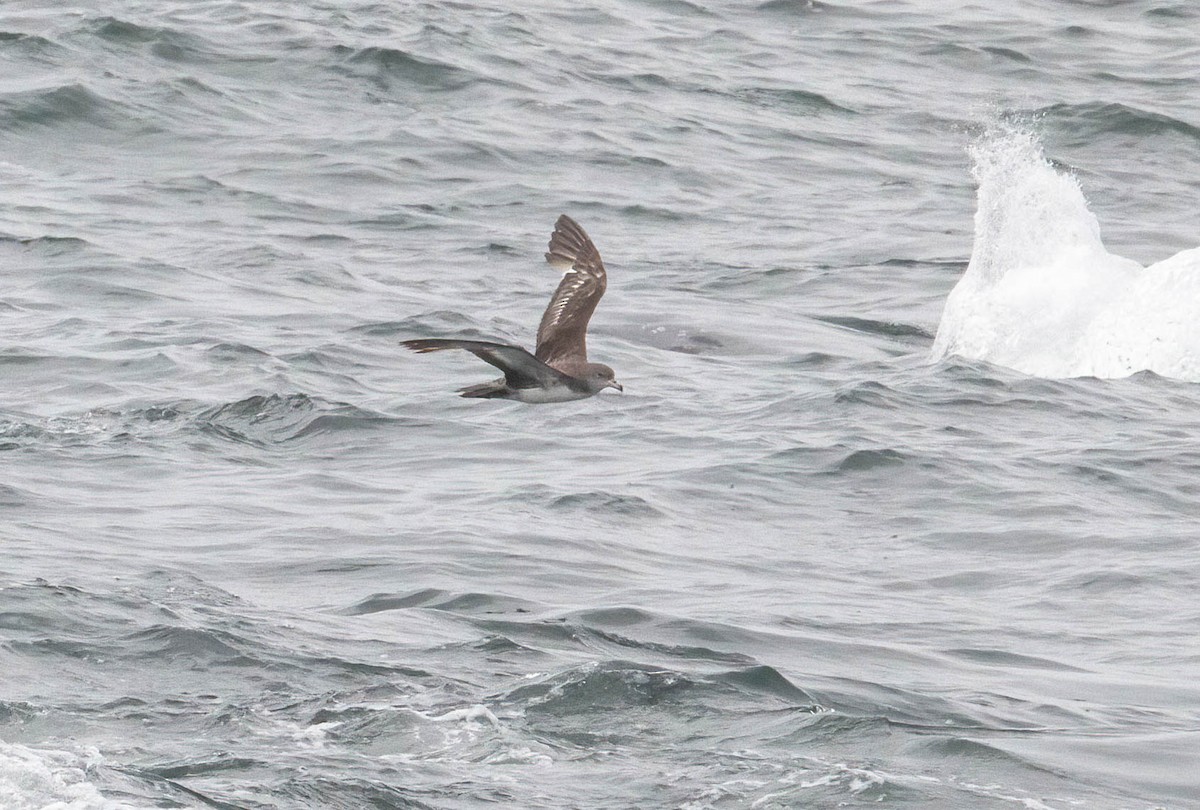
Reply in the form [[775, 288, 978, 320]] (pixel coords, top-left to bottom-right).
[[2, 1, 1199, 808]]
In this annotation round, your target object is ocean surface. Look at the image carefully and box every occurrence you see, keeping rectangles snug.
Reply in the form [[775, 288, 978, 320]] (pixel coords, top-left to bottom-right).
[[2, 1, 1198, 808]]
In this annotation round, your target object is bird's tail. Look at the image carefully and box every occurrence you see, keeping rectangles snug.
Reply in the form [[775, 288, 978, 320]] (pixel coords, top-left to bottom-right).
[[458, 380, 508, 398]]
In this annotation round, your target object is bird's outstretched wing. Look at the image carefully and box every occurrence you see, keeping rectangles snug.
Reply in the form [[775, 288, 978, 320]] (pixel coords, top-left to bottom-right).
[[536, 215, 607, 368], [402, 338, 569, 389]]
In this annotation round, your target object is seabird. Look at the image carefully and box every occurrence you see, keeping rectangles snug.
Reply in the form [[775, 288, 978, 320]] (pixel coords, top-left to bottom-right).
[[402, 215, 622, 403]]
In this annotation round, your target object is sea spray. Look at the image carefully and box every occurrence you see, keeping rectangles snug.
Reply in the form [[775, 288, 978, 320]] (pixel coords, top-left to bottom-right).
[[1082, 244, 1200, 380], [930, 124, 1200, 380]]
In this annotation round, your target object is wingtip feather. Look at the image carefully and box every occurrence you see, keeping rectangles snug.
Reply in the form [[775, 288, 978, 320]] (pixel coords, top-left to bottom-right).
[[401, 339, 450, 353], [545, 214, 597, 268]]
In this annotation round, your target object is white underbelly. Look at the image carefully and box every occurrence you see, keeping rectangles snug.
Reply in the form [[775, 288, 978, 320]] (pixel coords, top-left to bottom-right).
[[512, 385, 592, 404]]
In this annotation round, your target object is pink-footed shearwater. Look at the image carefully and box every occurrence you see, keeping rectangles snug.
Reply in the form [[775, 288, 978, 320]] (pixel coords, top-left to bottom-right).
[[402, 215, 622, 403]]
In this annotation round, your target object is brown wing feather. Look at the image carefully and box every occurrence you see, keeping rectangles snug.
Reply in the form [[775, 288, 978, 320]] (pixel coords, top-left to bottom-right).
[[402, 338, 569, 389], [536, 215, 607, 367]]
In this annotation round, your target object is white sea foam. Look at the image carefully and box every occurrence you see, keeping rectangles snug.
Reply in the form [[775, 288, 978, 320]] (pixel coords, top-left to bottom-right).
[[0, 741, 141, 810], [932, 125, 1200, 381], [429, 704, 501, 726]]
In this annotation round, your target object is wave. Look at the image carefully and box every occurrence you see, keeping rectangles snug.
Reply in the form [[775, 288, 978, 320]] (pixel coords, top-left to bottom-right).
[[331, 45, 476, 92], [84, 16, 233, 68], [0, 83, 124, 132], [736, 86, 856, 115], [1, 394, 407, 451], [815, 315, 933, 342], [757, 0, 816, 11], [0, 30, 61, 59], [932, 123, 1200, 381], [0, 741, 145, 810], [342, 588, 538, 616], [196, 393, 401, 446], [1036, 101, 1200, 141], [546, 489, 664, 518]]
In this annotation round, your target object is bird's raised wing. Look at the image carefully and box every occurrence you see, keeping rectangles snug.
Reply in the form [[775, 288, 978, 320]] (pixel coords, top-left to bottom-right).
[[536, 215, 607, 368], [402, 338, 570, 389]]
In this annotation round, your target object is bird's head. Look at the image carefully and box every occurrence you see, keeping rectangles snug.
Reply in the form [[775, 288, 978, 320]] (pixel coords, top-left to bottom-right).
[[586, 364, 623, 393]]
